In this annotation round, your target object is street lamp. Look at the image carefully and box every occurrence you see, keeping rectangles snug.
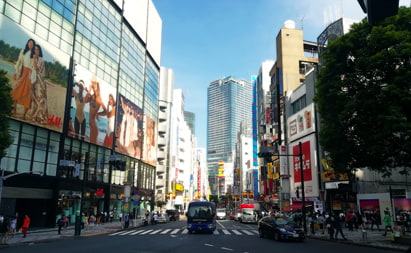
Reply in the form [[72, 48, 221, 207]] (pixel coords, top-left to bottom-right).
[[0, 169, 44, 208]]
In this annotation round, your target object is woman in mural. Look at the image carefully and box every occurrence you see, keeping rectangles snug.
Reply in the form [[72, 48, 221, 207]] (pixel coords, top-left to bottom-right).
[[26, 44, 48, 124], [72, 80, 87, 140], [85, 79, 106, 144], [11, 38, 35, 119], [103, 93, 116, 148]]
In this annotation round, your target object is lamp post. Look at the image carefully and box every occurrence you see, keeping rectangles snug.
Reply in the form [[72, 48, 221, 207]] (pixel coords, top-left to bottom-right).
[[0, 169, 44, 209]]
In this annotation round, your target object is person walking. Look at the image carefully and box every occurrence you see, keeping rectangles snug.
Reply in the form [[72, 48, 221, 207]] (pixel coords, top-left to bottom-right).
[[333, 213, 347, 240], [9, 217, 17, 237], [325, 214, 334, 239], [383, 210, 393, 236], [21, 215, 30, 238], [370, 210, 380, 231], [0, 215, 9, 245], [57, 216, 65, 235]]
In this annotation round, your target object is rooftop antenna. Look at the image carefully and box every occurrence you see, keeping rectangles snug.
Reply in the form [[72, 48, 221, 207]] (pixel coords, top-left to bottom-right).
[[300, 15, 305, 30]]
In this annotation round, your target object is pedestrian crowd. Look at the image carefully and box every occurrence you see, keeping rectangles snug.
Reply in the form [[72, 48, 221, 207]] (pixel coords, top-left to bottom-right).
[[0, 214, 29, 245], [288, 208, 411, 242]]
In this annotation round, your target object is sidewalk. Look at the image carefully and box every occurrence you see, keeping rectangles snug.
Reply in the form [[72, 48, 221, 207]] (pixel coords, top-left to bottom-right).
[[308, 227, 411, 252], [0, 218, 145, 247]]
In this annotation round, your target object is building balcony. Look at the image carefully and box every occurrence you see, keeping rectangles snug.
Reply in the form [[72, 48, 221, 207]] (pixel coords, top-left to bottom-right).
[[158, 137, 166, 147], [156, 164, 166, 173], [157, 149, 165, 159], [159, 110, 167, 120], [156, 177, 165, 187], [158, 124, 167, 134]]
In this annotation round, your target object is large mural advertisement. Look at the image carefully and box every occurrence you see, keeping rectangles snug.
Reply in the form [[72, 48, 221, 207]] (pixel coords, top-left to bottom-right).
[[115, 95, 143, 158], [142, 115, 157, 166], [0, 15, 69, 131], [69, 65, 117, 147]]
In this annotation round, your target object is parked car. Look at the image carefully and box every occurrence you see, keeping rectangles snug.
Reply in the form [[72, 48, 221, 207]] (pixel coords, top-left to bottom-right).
[[166, 209, 180, 221], [157, 214, 168, 223], [258, 216, 304, 242]]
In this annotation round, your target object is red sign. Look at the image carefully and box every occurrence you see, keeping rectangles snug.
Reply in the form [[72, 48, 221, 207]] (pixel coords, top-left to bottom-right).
[[293, 141, 312, 183]]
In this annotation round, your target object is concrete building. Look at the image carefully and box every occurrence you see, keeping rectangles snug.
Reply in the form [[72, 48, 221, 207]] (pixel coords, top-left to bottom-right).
[[0, 0, 161, 227]]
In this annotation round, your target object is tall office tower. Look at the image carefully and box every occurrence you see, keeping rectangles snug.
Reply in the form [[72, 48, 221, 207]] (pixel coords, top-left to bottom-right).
[[184, 111, 195, 134], [207, 76, 252, 195]]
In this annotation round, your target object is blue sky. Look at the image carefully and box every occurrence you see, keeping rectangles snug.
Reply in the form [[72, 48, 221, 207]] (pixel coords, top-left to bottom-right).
[[152, 0, 408, 148]]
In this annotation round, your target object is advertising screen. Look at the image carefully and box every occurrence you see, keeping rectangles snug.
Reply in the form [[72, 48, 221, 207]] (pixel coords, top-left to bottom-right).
[[69, 65, 117, 147], [0, 15, 69, 132], [115, 94, 143, 158]]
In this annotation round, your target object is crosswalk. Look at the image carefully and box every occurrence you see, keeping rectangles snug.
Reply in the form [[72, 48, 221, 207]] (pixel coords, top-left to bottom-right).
[[109, 227, 259, 237]]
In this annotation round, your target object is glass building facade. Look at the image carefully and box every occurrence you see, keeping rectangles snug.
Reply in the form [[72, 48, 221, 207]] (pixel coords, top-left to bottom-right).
[[0, 0, 161, 228], [207, 76, 252, 195]]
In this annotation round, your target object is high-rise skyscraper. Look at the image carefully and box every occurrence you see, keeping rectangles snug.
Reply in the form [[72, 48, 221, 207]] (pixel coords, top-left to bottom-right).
[[207, 76, 252, 195]]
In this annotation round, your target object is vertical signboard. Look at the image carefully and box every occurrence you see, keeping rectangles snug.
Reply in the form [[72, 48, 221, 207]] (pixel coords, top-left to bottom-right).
[[142, 115, 157, 166]]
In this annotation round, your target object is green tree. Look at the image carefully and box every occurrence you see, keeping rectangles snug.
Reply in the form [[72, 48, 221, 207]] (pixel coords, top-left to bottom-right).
[[0, 69, 13, 159], [315, 7, 411, 177]]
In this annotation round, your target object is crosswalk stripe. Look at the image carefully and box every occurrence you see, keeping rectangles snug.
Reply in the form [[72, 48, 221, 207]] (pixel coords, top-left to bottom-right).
[[130, 230, 144, 235], [241, 230, 254, 235], [222, 229, 231, 235], [171, 229, 180, 234], [110, 228, 260, 236], [150, 230, 161, 234], [160, 229, 172, 234], [140, 229, 154, 235], [231, 229, 242, 235]]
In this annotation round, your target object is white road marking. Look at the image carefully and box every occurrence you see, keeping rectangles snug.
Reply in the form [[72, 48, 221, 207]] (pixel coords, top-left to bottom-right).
[[222, 229, 231, 235], [171, 229, 180, 234], [214, 229, 220, 234], [231, 229, 242, 235], [130, 230, 144, 235], [140, 229, 154, 235], [181, 229, 189, 234], [221, 247, 234, 251], [160, 229, 172, 234], [204, 244, 214, 247], [241, 230, 254, 235], [150, 229, 161, 234]]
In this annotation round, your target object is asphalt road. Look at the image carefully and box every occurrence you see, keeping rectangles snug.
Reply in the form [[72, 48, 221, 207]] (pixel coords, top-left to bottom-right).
[[2, 219, 400, 253]]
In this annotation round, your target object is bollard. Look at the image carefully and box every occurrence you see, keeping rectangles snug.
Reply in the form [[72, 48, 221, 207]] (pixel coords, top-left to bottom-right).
[[362, 229, 368, 242]]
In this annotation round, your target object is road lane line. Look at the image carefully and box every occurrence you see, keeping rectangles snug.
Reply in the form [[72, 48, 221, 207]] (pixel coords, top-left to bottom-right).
[[221, 247, 234, 251]]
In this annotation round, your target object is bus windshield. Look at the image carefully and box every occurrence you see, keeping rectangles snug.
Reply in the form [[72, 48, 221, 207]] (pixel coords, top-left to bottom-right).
[[188, 205, 213, 219]]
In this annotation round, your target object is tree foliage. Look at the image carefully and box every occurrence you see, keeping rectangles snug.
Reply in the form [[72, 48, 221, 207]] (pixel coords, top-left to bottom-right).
[[315, 7, 411, 176], [0, 69, 13, 160]]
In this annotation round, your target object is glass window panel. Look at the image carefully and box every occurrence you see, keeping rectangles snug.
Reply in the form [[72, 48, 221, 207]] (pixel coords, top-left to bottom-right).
[[26, 0, 37, 8], [50, 19, 62, 34], [38, 2, 51, 17], [52, 1, 64, 15], [17, 159, 31, 173], [19, 146, 33, 160], [62, 19, 73, 34], [22, 1, 36, 17], [48, 32, 60, 48], [47, 150, 58, 164], [1, 158, 16, 172], [37, 11, 50, 27], [8, 0, 23, 9], [32, 161, 45, 173], [51, 12, 63, 27], [5, 4, 21, 23], [34, 146, 46, 162], [35, 24, 48, 41], [46, 163, 57, 176]]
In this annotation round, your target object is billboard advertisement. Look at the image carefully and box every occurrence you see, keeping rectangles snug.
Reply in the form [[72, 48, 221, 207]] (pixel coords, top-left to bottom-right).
[[142, 115, 157, 166], [115, 94, 143, 158], [289, 134, 319, 197], [287, 104, 315, 142], [69, 65, 117, 147], [0, 15, 69, 132]]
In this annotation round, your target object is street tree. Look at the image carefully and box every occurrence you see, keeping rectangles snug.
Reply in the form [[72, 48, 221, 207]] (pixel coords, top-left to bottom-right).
[[315, 7, 411, 177], [0, 69, 13, 160]]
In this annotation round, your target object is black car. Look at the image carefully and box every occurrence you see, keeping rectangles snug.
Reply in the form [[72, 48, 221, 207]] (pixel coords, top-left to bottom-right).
[[166, 209, 180, 221], [258, 216, 305, 242]]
